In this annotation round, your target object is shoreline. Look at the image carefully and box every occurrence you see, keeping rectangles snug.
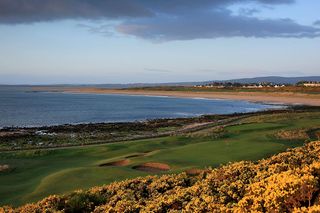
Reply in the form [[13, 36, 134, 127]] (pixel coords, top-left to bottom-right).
[[0, 105, 285, 130], [34, 87, 320, 106], [0, 108, 307, 152]]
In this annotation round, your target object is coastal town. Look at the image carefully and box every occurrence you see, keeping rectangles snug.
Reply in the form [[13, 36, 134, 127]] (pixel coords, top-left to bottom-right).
[[194, 81, 320, 89]]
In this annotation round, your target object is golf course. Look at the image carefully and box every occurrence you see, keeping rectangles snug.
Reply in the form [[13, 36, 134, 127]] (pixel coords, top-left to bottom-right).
[[1, 107, 320, 207]]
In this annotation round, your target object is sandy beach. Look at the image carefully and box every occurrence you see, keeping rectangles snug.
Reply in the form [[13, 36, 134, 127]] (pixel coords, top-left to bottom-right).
[[34, 87, 320, 106]]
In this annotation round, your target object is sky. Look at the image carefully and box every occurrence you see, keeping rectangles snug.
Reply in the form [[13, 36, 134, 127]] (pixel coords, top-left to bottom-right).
[[0, 0, 319, 84]]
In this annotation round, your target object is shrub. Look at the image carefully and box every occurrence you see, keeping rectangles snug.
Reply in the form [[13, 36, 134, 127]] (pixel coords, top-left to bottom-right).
[[5, 141, 320, 212]]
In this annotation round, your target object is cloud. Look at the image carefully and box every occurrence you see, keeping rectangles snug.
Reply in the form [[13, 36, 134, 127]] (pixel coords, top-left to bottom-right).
[[1, 0, 319, 40], [117, 10, 320, 41], [0, 0, 152, 23], [144, 68, 173, 73], [238, 8, 261, 16], [77, 23, 115, 36], [197, 69, 219, 73], [314, 20, 320, 26], [0, 0, 296, 24]]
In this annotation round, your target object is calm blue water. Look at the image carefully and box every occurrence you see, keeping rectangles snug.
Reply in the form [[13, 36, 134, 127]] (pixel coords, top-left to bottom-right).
[[0, 86, 282, 127]]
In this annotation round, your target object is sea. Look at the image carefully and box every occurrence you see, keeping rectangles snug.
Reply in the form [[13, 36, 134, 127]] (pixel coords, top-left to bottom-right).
[[0, 86, 283, 128]]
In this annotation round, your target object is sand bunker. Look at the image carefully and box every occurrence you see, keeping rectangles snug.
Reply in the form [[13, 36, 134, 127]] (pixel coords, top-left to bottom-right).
[[132, 162, 170, 172], [99, 159, 130, 167], [185, 168, 205, 175], [0, 164, 10, 172]]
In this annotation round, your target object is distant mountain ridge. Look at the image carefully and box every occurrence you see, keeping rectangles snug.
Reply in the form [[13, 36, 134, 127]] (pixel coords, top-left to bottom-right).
[[223, 76, 320, 84], [93, 76, 320, 88], [1, 76, 319, 88]]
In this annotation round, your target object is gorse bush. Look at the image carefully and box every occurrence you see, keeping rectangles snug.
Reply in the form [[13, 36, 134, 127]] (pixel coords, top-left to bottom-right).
[[2, 141, 320, 212]]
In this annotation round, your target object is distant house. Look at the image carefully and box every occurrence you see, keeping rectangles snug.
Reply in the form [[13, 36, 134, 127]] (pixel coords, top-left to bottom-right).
[[302, 82, 320, 87], [274, 84, 286, 88], [35, 130, 56, 136], [242, 83, 273, 88], [193, 82, 225, 88], [243, 85, 260, 88], [194, 81, 287, 89]]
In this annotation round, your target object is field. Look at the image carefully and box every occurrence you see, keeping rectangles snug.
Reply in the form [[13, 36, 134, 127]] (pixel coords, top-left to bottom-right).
[[1, 109, 320, 207]]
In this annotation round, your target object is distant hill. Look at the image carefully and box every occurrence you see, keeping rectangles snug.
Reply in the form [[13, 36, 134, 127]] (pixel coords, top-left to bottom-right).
[[98, 76, 320, 87], [81, 76, 320, 88], [222, 76, 320, 84], [2, 76, 319, 88]]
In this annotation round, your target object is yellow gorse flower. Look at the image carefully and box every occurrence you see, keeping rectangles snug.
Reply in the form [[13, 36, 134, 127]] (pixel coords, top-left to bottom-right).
[[3, 141, 320, 213]]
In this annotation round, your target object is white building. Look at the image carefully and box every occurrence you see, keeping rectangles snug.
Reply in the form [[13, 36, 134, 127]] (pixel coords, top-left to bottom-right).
[[303, 82, 320, 87]]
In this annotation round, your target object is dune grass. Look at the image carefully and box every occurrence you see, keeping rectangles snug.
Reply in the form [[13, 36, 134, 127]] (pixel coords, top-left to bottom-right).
[[0, 111, 319, 206]]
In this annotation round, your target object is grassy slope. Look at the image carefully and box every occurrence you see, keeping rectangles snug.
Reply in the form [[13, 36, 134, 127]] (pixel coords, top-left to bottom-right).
[[0, 111, 319, 206]]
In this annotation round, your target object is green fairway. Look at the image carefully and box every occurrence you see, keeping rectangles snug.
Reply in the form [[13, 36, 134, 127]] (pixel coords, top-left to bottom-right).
[[1, 111, 319, 206]]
